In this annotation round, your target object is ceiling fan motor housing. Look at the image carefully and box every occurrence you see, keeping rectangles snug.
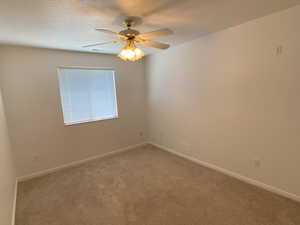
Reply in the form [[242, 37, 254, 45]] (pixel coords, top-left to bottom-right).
[[119, 29, 140, 39]]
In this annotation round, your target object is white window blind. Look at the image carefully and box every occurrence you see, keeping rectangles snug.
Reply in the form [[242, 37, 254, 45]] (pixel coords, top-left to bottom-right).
[[57, 68, 118, 125]]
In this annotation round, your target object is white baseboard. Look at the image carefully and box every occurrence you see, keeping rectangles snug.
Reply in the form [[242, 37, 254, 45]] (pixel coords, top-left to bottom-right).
[[149, 142, 300, 203], [18, 142, 147, 182], [11, 179, 18, 225]]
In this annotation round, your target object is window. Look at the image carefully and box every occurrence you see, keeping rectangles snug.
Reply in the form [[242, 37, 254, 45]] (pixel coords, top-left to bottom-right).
[[57, 67, 118, 125]]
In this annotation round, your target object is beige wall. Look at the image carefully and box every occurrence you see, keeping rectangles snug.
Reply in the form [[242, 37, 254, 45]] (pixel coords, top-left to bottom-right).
[[0, 88, 16, 225], [146, 5, 300, 197], [0, 46, 146, 177]]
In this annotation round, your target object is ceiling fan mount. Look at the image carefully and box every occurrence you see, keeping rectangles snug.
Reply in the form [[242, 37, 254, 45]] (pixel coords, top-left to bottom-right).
[[123, 17, 135, 28], [83, 17, 174, 61]]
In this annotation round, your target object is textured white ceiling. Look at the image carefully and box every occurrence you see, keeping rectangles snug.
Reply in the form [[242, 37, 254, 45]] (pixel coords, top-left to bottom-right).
[[0, 0, 299, 54]]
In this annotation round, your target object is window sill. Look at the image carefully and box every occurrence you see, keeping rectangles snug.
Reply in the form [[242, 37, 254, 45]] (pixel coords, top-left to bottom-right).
[[64, 116, 119, 126]]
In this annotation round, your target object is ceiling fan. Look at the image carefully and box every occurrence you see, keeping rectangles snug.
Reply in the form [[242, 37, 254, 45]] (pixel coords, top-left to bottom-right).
[[83, 18, 173, 61]]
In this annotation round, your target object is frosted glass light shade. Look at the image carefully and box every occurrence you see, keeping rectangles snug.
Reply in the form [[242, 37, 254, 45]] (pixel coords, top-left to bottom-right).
[[118, 40, 144, 61]]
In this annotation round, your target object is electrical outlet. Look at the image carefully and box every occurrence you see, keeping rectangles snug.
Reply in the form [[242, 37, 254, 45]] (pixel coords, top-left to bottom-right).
[[32, 155, 40, 162], [253, 159, 261, 168], [276, 45, 283, 55]]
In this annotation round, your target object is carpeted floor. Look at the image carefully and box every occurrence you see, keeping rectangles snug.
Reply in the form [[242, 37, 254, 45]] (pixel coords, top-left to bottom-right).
[[16, 144, 300, 225]]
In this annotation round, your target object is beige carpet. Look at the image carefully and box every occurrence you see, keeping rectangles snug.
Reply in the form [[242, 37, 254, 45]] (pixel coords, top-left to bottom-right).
[[16, 144, 300, 225]]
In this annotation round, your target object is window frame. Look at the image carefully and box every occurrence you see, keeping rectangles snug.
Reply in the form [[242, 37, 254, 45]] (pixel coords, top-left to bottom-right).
[[57, 66, 119, 126]]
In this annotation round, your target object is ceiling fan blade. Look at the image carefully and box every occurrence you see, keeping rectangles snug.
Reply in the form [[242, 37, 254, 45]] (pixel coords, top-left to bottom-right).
[[137, 28, 173, 39], [137, 40, 170, 49], [95, 28, 126, 39], [82, 40, 121, 48]]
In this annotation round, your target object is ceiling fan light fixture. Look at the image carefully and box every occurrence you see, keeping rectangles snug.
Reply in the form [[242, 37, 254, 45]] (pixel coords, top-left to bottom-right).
[[84, 19, 173, 62], [118, 40, 144, 61]]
